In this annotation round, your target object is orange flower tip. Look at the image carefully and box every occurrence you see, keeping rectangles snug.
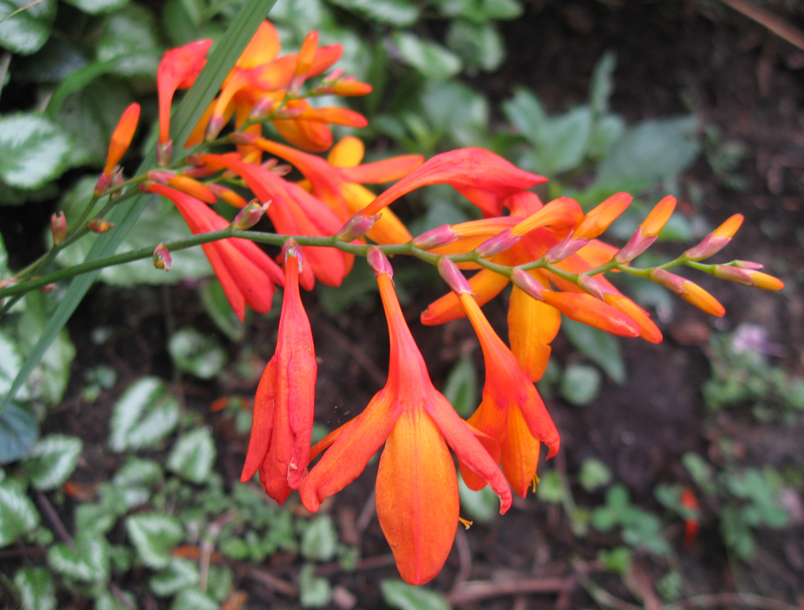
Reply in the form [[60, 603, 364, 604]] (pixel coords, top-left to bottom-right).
[[283, 238, 303, 266], [104, 102, 140, 175], [713, 214, 744, 239], [157, 140, 173, 166], [474, 227, 521, 258], [640, 195, 677, 237], [367, 246, 393, 278], [87, 218, 114, 233], [437, 257, 472, 295], [574, 192, 632, 239], [232, 200, 270, 230], [153, 244, 172, 271], [206, 183, 248, 208], [511, 268, 546, 301], [544, 235, 590, 263], [714, 265, 784, 291], [412, 225, 458, 250], [51, 211, 67, 245], [331, 80, 373, 96], [335, 211, 380, 242], [682, 280, 725, 317]]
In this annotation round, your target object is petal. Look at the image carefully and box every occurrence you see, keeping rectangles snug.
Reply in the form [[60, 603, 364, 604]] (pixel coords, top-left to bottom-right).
[[328, 136, 364, 167], [500, 404, 543, 498], [236, 21, 281, 69], [420, 268, 510, 325], [376, 408, 459, 585], [541, 291, 641, 337], [241, 357, 277, 482], [508, 282, 561, 382], [339, 155, 425, 184]]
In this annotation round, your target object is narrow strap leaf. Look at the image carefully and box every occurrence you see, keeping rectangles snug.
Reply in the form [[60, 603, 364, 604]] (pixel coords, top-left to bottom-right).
[[1, 0, 277, 414]]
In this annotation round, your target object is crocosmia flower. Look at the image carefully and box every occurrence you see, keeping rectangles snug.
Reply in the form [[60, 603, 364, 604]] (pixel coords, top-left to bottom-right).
[[298, 248, 512, 585], [241, 241, 316, 504]]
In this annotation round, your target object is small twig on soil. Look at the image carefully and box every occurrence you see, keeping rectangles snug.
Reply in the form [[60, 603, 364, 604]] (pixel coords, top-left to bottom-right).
[[35, 491, 73, 545], [715, 0, 804, 51], [451, 527, 473, 591], [446, 576, 572, 606], [355, 489, 376, 534], [245, 566, 298, 597], [666, 593, 802, 610], [578, 574, 644, 610]]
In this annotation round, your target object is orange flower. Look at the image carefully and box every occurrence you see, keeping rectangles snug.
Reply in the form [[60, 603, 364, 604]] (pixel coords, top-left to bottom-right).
[[439, 258, 560, 498], [241, 241, 316, 504], [298, 248, 512, 585], [362, 148, 547, 218], [156, 39, 213, 162], [103, 103, 140, 177], [147, 183, 283, 320]]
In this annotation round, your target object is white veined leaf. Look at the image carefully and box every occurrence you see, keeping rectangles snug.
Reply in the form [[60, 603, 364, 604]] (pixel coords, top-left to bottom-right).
[[95, 590, 137, 610], [48, 533, 110, 582], [0, 401, 38, 464], [112, 457, 163, 488], [166, 427, 216, 484], [170, 588, 219, 610], [14, 567, 56, 610], [298, 564, 332, 608], [380, 579, 452, 610], [149, 558, 200, 597], [300, 514, 338, 562], [168, 328, 228, 380], [24, 434, 83, 491], [391, 33, 461, 81], [0, 0, 56, 55], [0, 480, 40, 547], [62, 0, 128, 15], [109, 377, 180, 452], [0, 113, 72, 189], [126, 513, 183, 569]]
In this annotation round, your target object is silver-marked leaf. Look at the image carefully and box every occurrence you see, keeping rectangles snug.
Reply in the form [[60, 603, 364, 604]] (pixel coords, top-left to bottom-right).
[[166, 427, 216, 484], [381, 579, 452, 610], [168, 328, 227, 380], [24, 434, 83, 491], [301, 514, 338, 562], [170, 588, 218, 610], [327, 0, 419, 26], [0, 114, 72, 189], [63, 0, 128, 15], [0, 402, 38, 464], [95, 590, 137, 610], [48, 532, 110, 582], [109, 377, 180, 452], [126, 513, 183, 569], [95, 4, 162, 77], [298, 564, 331, 608], [14, 567, 56, 610], [0, 0, 56, 55], [149, 558, 200, 597], [392, 33, 461, 81], [560, 363, 602, 406], [112, 457, 163, 488], [0, 480, 40, 547]]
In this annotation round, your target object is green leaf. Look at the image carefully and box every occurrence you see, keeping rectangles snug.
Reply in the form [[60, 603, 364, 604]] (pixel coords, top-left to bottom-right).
[[14, 567, 56, 610], [112, 457, 163, 488], [169, 328, 228, 380], [0, 0, 277, 420], [593, 116, 699, 193], [126, 513, 184, 569], [381, 579, 452, 610], [502, 88, 548, 145], [95, 590, 137, 610], [299, 564, 332, 608], [200, 281, 246, 341], [589, 52, 616, 116], [392, 33, 462, 81], [445, 20, 504, 73], [0, 0, 55, 55], [301, 514, 338, 561], [63, 0, 128, 15], [579, 458, 612, 492], [48, 532, 110, 582], [597, 547, 632, 574], [171, 588, 219, 610], [0, 402, 38, 464], [166, 426, 216, 484], [0, 479, 40, 547], [109, 377, 180, 452], [534, 107, 594, 175], [0, 113, 72, 189], [149, 558, 200, 597], [95, 4, 162, 77], [162, 0, 203, 46], [327, 0, 418, 26], [458, 472, 499, 523], [561, 318, 626, 384], [442, 355, 477, 418], [560, 363, 601, 406], [536, 469, 563, 504], [23, 434, 83, 491]]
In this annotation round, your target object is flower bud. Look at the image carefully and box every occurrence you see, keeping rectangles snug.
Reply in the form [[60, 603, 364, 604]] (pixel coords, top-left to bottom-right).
[[153, 244, 172, 271], [206, 183, 248, 208], [88, 219, 114, 233], [51, 211, 68, 245], [367, 247, 393, 278], [650, 269, 725, 316], [616, 196, 676, 263], [543, 235, 590, 263], [573, 192, 632, 239], [232, 200, 270, 230], [411, 225, 459, 250], [511, 268, 546, 301], [230, 132, 259, 146], [474, 227, 521, 258], [335, 211, 380, 242], [331, 79, 373, 96], [684, 214, 743, 261], [437, 257, 472, 295], [104, 102, 140, 176], [714, 265, 784, 290], [283, 238, 303, 267], [577, 275, 609, 301]]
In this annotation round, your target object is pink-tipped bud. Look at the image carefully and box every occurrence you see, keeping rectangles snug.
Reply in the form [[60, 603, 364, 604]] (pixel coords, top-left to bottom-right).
[[51, 211, 68, 245], [230, 132, 259, 146], [734, 260, 764, 270], [94, 172, 112, 197], [323, 69, 345, 84], [283, 238, 303, 267], [249, 98, 276, 120], [616, 196, 676, 262], [206, 183, 248, 208], [544, 235, 590, 263], [335, 211, 380, 242], [153, 244, 172, 271], [616, 231, 657, 263], [651, 269, 725, 316], [39, 283, 59, 292], [205, 115, 225, 141], [411, 225, 459, 250], [88, 219, 114, 233], [148, 170, 175, 183], [437, 258, 472, 294], [578, 275, 610, 301], [232, 200, 270, 230], [273, 107, 305, 120], [511, 268, 546, 301], [574, 192, 632, 239], [684, 214, 744, 261], [714, 265, 784, 290], [331, 79, 373, 97], [157, 140, 173, 166], [367, 247, 393, 278], [474, 227, 521, 258]]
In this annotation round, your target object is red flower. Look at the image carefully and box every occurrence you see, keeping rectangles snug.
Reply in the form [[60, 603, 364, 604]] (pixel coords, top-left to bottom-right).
[[241, 241, 316, 504]]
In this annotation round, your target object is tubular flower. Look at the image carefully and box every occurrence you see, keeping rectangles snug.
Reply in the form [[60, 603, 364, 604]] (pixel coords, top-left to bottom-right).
[[96, 103, 141, 195], [147, 183, 283, 321], [156, 39, 213, 162], [362, 148, 547, 218], [298, 249, 512, 585], [241, 242, 316, 504]]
